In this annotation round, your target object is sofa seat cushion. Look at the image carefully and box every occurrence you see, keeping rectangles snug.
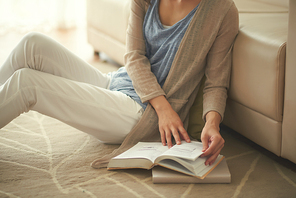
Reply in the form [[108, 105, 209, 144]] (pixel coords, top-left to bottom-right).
[[229, 13, 288, 122]]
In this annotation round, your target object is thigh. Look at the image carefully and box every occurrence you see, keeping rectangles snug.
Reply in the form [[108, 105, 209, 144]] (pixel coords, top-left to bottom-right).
[[1, 32, 110, 88], [1, 69, 143, 143]]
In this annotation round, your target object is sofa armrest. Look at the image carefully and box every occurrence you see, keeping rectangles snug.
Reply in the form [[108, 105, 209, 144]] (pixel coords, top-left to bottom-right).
[[86, 0, 131, 65]]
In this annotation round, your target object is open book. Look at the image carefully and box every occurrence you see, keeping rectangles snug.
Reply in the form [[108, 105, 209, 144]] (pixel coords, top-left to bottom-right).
[[107, 141, 224, 179]]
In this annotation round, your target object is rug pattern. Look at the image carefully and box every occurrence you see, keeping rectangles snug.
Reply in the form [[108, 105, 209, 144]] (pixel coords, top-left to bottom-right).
[[0, 111, 296, 198]]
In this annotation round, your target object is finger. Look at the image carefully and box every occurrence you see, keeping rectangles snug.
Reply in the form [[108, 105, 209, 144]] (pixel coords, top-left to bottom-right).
[[165, 130, 173, 148], [201, 134, 209, 153], [205, 149, 221, 166], [203, 140, 224, 157], [159, 128, 166, 146], [209, 140, 224, 156], [171, 128, 181, 145], [178, 126, 191, 143], [179, 132, 185, 141], [202, 136, 224, 156]]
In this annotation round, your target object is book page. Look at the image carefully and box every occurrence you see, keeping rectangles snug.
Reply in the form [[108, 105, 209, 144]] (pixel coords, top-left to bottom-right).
[[158, 141, 204, 161], [193, 155, 224, 178], [157, 155, 224, 178], [113, 142, 168, 162]]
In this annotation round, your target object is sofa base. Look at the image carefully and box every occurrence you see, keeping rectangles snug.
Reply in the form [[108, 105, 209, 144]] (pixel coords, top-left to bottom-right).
[[223, 99, 282, 156], [87, 27, 126, 65]]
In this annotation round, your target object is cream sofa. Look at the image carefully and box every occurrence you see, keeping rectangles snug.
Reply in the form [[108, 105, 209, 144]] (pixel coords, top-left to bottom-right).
[[223, 0, 296, 164], [86, 0, 130, 65], [86, 0, 296, 164]]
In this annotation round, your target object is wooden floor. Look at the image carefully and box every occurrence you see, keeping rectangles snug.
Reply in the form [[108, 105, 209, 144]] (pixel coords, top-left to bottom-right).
[[0, 28, 120, 74]]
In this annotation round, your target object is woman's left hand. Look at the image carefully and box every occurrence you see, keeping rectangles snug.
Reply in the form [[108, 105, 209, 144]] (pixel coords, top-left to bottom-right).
[[200, 111, 225, 166]]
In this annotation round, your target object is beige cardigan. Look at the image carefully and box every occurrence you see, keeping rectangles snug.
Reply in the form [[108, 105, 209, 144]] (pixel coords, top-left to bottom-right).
[[91, 0, 239, 168]]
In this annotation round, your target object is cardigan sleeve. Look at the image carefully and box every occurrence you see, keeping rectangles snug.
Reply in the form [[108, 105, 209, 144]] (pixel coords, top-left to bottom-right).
[[124, 0, 166, 104], [202, 3, 239, 122]]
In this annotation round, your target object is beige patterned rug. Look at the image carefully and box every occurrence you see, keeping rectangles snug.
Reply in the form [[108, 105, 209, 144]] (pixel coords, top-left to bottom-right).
[[1, 110, 296, 198]]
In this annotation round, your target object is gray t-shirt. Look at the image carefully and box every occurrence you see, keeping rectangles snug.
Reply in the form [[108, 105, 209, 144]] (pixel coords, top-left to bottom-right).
[[109, 0, 198, 110]]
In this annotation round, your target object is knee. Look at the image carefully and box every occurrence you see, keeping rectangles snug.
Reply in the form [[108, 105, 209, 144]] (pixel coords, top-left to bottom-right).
[[10, 68, 34, 88], [5, 68, 37, 111], [22, 32, 45, 43], [8, 69, 41, 93], [19, 32, 47, 51]]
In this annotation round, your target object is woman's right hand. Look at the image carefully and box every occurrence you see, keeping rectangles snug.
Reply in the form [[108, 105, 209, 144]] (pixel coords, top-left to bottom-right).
[[149, 95, 191, 148]]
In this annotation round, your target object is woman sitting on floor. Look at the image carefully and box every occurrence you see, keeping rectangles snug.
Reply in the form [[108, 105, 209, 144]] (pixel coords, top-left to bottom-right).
[[0, 0, 238, 167]]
